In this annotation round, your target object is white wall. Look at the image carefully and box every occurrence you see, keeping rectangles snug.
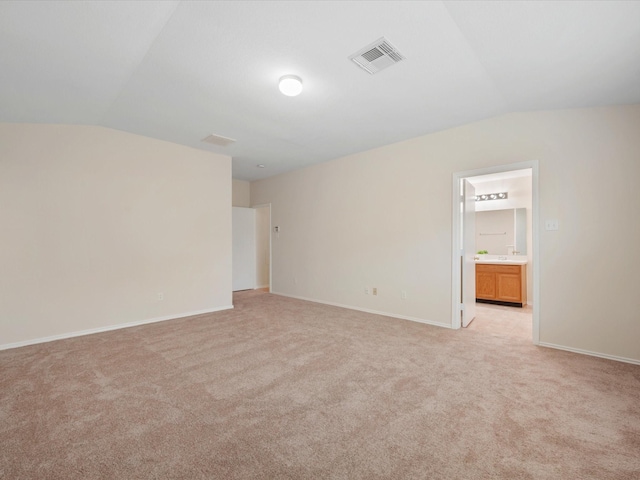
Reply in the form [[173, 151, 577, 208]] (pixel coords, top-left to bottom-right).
[[251, 105, 640, 363], [0, 124, 232, 347]]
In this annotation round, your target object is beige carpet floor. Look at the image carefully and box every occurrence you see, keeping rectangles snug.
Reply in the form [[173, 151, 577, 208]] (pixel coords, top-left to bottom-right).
[[1, 290, 639, 479]]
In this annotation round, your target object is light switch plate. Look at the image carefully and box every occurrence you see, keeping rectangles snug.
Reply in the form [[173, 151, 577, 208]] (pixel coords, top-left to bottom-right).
[[545, 219, 559, 231]]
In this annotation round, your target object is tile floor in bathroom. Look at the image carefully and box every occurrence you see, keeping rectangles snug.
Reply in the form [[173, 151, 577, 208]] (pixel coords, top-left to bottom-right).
[[466, 303, 533, 340]]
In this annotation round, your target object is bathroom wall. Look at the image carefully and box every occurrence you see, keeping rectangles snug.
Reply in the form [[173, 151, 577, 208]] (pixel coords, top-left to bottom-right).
[[475, 209, 516, 255]]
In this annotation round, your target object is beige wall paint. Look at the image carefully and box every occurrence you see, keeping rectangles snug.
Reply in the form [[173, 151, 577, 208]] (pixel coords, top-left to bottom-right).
[[255, 206, 270, 289], [232, 179, 250, 207], [251, 105, 640, 363], [0, 124, 232, 347]]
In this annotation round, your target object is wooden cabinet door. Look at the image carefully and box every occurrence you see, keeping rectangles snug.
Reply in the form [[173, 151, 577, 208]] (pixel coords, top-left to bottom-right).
[[476, 264, 525, 305], [476, 271, 496, 299], [496, 272, 522, 302]]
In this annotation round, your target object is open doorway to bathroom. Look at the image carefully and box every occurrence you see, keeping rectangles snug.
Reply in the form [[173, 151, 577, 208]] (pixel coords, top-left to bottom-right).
[[452, 161, 539, 344], [467, 169, 532, 340]]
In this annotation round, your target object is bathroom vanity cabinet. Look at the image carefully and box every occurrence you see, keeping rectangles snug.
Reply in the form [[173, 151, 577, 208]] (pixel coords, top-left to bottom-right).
[[476, 263, 527, 307]]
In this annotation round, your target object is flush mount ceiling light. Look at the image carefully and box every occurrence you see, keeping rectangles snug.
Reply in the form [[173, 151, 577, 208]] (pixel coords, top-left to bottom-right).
[[257, 164, 265, 168], [279, 75, 303, 96]]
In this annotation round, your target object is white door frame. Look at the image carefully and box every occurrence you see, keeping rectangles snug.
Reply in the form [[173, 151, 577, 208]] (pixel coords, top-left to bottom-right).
[[251, 203, 272, 291], [451, 160, 540, 344], [461, 179, 476, 328]]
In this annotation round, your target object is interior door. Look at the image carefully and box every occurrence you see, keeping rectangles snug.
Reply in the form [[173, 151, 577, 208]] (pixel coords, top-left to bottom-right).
[[232, 207, 256, 291], [462, 179, 476, 327]]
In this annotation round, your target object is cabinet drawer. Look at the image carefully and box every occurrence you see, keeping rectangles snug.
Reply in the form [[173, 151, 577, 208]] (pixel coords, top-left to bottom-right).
[[475, 264, 521, 274]]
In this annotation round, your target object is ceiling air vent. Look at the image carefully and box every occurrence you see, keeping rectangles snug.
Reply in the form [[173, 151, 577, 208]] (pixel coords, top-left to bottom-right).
[[349, 37, 405, 75], [201, 133, 236, 147]]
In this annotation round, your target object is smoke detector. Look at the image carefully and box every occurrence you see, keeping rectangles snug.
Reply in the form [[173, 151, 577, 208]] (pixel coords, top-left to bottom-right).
[[201, 133, 236, 147], [349, 37, 405, 74]]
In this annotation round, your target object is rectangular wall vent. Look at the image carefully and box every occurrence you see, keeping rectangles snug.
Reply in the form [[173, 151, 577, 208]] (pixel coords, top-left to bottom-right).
[[201, 133, 236, 147], [349, 37, 405, 75]]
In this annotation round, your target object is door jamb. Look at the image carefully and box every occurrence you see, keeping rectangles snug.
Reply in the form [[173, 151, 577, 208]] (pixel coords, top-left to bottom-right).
[[451, 160, 540, 344]]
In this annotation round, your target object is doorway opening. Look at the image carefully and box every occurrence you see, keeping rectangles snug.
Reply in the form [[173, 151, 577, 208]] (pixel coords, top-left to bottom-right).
[[231, 203, 272, 295], [451, 161, 539, 344]]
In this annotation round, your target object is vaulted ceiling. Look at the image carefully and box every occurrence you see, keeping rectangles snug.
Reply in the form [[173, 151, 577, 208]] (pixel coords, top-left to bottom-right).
[[2, 1, 639, 181]]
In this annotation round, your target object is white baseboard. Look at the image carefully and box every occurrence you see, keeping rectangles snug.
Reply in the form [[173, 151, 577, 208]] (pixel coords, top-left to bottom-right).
[[272, 292, 639, 365], [272, 292, 450, 329], [538, 342, 640, 366], [0, 305, 234, 352], [254, 284, 269, 289]]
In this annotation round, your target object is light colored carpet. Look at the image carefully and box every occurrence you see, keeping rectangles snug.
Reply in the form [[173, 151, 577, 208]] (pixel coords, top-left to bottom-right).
[[1, 291, 639, 479]]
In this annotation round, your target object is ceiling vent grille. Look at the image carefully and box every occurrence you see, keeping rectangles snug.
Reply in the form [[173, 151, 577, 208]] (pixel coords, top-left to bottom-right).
[[201, 133, 236, 147], [349, 37, 405, 74]]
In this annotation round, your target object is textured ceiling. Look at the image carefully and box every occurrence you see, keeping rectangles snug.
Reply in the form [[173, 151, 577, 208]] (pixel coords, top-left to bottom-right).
[[1, 1, 639, 181]]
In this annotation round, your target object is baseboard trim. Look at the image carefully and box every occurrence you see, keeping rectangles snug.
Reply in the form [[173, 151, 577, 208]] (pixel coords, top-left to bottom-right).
[[538, 342, 640, 366], [0, 305, 234, 352], [272, 292, 450, 329], [254, 284, 269, 289]]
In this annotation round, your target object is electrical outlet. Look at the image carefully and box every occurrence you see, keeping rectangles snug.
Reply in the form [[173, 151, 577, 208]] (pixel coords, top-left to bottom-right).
[[365, 287, 370, 295], [157, 293, 164, 301], [372, 287, 378, 296], [401, 290, 407, 299]]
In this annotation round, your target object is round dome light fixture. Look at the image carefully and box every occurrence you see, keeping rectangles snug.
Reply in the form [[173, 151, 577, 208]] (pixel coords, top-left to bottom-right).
[[279, 75, 303, 96]]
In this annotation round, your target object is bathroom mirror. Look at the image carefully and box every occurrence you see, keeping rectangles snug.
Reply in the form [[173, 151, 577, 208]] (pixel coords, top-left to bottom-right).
[[475, 208, 527, 255]]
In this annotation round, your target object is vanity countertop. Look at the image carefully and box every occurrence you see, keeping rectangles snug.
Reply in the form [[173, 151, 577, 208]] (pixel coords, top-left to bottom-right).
[[475, 256, 527, 265]]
